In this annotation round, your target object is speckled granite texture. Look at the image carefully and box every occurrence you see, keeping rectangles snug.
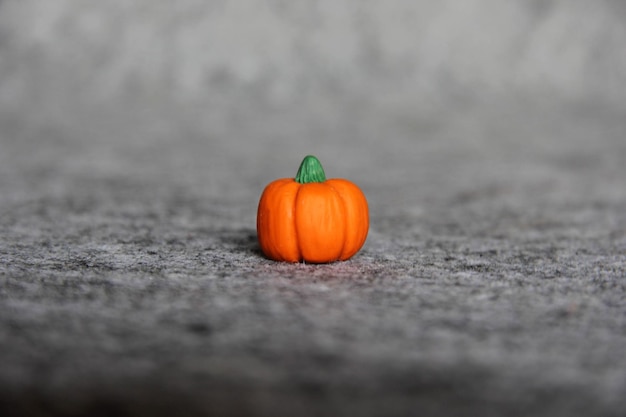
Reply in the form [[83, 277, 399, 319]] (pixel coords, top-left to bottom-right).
[[1, 1, 626, 416]]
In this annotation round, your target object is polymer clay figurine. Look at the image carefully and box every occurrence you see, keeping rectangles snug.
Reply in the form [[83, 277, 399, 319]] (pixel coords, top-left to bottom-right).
[[257, 155, 368, 263]]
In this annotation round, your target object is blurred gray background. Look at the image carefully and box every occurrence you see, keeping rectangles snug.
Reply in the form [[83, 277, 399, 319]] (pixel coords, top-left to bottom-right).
[[1, 1, 625, 416]]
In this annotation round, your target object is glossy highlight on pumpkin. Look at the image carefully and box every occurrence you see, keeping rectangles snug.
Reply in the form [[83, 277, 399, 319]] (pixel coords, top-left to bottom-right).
[[257, 155, 369, 263]]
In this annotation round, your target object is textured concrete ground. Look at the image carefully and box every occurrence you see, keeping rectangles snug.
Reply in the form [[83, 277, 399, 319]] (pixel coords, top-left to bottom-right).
[[1, 1, 626, 416]]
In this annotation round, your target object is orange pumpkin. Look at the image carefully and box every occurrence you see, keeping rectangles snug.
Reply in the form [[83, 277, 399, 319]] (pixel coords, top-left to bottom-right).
[[257, 155, 369, 263]]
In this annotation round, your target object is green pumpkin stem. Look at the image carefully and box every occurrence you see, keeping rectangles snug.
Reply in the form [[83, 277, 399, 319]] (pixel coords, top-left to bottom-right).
[[295, 155, 326, 184]]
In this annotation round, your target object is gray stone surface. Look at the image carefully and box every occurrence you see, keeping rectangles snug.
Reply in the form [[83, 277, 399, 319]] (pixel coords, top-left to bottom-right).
[[1, 1, 626, 416]]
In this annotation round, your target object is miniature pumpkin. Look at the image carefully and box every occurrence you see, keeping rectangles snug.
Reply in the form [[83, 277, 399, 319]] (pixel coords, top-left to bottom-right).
[[257, 155, 369, 263]]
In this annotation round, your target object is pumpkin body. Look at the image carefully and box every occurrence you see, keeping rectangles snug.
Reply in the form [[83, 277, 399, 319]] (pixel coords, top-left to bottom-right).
[[257, 158, 368, 263]]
